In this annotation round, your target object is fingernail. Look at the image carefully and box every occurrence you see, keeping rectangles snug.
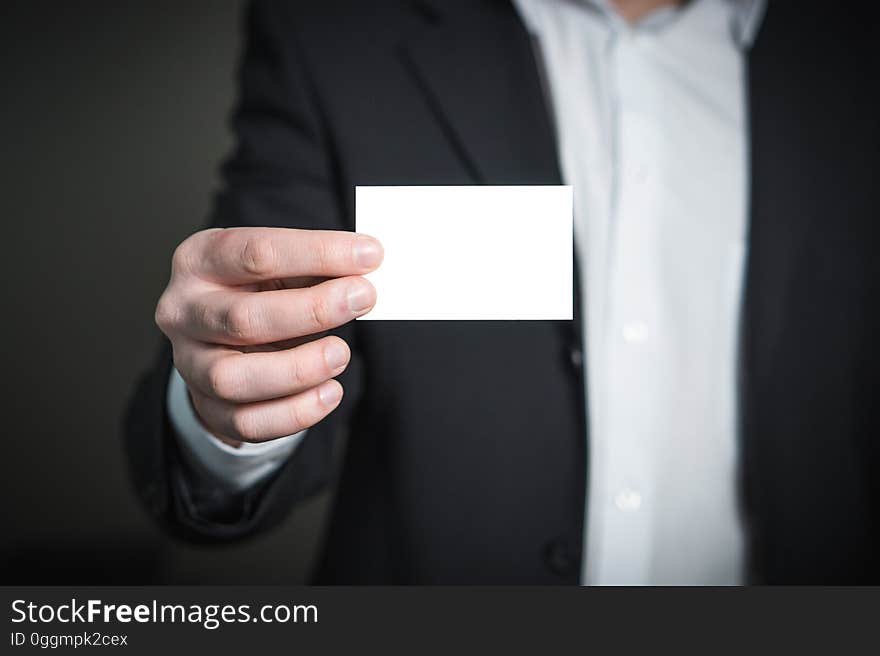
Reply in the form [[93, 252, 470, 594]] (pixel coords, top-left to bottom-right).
[[353, 236, 383, 269], [318, 381, 343, 406], [346, 280, 374, 313], [323, 341, 349, 371]]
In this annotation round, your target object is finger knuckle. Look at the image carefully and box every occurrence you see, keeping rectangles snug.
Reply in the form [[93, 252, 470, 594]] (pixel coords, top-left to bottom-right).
[[240, 234, 278, 278], [306, 292, 332, 331], [224, 297, 260, 341], [287, 352, 307, 389], [170, 242, 189, 273], [171, 234, 200, 274], [229, 408, 263, 443], [154, 294, 181, 333], [206, 359, 244, 402]]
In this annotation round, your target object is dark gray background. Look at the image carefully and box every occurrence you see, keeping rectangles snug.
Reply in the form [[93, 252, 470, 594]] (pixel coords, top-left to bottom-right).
[[1, 1, 327, 583]]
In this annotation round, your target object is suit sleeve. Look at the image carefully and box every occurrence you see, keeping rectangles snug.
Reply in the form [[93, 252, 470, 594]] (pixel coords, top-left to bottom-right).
[[123, 0, 361, 542]]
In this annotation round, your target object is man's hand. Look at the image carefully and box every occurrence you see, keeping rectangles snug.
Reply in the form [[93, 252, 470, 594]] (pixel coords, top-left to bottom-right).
[[155, 227, 383, 445]]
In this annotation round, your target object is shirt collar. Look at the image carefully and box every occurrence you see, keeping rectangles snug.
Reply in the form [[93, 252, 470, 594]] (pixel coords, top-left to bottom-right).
[[548, 0, 766, 49]]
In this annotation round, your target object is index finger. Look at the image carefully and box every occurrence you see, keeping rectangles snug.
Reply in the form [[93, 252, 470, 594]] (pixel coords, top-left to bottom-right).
[[189, 227, 383, 284]]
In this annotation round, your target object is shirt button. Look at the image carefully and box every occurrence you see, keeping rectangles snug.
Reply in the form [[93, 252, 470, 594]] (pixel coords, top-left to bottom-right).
[[614, 488, 642, 512], [622, 321, 649, 344]]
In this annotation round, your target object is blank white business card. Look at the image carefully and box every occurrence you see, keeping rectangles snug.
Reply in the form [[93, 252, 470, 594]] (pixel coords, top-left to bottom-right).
[[355, 185, 572, 320]]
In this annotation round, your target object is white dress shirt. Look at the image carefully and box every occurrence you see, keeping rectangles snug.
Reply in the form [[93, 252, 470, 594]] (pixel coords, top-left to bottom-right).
[[516, 0, 763, 584], [169, 0, 766, 584]]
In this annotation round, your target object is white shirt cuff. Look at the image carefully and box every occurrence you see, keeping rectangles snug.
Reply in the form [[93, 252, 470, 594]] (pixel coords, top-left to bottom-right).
[[166, 367, 305, 492]]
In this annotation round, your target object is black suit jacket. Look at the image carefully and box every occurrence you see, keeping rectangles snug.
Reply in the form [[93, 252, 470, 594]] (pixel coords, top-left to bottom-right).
[[125, 0, 879, 583]]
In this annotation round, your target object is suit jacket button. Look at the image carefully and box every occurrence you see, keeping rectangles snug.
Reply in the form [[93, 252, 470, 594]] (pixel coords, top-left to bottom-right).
[[569, 347, 583, 370], [544, 539, 576, 577]]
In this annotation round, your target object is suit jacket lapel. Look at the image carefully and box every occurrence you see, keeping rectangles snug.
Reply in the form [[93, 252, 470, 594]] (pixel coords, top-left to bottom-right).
[[401, 0, 562, 185]]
